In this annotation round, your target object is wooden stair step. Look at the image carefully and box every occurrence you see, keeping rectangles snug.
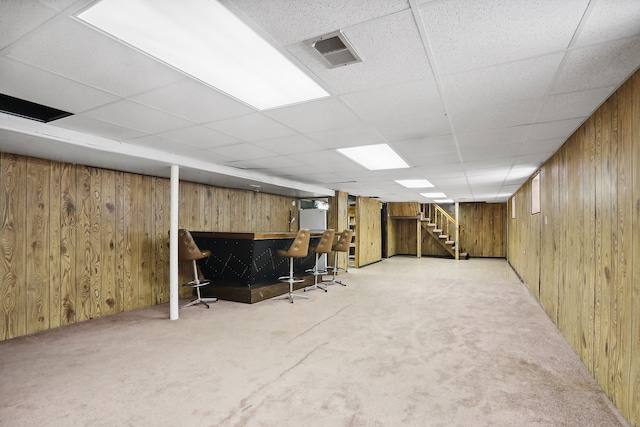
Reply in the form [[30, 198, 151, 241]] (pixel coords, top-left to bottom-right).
[[433, 229, 442, 233], [427, 223, 437, 227], [445, 240, 455, 245], [439, 234, 448, 239]]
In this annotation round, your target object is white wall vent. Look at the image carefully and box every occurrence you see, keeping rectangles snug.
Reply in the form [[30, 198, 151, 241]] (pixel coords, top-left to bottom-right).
[[306, 31, 362, 68]]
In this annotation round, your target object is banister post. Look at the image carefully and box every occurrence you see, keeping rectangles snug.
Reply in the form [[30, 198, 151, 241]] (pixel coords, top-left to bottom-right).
[[455, 202, 459, 260]]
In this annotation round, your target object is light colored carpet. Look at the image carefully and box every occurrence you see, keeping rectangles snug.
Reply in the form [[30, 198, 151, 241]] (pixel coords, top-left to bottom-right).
[[0, 257, 628, 426]]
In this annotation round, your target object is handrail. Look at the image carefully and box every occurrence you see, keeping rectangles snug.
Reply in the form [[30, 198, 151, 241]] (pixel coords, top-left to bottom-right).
[[422, 203, 457, 237], [421, 203, 464, 259]]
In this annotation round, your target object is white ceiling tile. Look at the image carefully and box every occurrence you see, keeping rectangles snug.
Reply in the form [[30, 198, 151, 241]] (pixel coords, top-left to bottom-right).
[[465, 166, 512, 178], [0, 1, 55, 50], [0, 57, 119, 113], [127, 134, 199, 154], [51, 115, 145, 141], [205, 113, 296, 141], [39, 0, 78, 11], [209, 143, 278, 161], [449, 99, 542, 133], [553, 36, 640, 93], [266, 98, 363, 133], [460, 144, 520, 162], [7, 18, 184, 97], [289, 149, 353, 167], [518, 138, 566, 156], [340, 78, 444, 122], [420, 0, 589, 74], [307, 125, 386, 148], [537, 86, 616, 122], [159, 125, 240, 149], [440, 54, 564, 108], [372, 112, 450, 142], [407, 151, 461, 167], [226, 155, 303, 170], [83, 100, 193, 134], [229, 0, 408, 45], [131, 78, 255, 124], [525, 118, 585, 141], [187, 149, 235, 164], [253, 134, 325, 155], [456, 126, 530, 148], [576, 0, 640, 46], [392, 135, 457, 158]]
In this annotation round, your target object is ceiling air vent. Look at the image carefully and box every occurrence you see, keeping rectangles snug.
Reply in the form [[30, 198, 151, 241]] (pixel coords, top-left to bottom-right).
[[0, 93, 72, 123], [306, 31, 362, 68]]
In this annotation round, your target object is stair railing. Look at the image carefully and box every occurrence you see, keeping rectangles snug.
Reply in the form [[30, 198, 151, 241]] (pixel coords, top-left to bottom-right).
[[423, 203, 455, 237]]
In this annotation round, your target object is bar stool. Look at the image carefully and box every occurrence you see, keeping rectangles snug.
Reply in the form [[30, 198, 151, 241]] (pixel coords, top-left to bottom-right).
[[304, 229, 335, 293], [177, 229, 218, 308], [274, 229, 311, 303], [326, 229, 353, 286]]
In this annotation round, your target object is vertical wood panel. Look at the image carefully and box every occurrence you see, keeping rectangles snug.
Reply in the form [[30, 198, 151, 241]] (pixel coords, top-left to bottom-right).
[[49, 160, 62, 329], [615, 78, 633, 419], [1, 154, 26, 339], [26, 157, 50, 334], [609, 91, 620, 403], [356, 196, 381, 267], [76, 166, 92, 322], [122, 173, 135, 311], [151, 178, 162, 304], [90, 167, 102, 319], [629, 71, 640, 426], [582, 117, 596, 371], [101, 170, 117, 316], [114, 171, 125, 313], [593, 102, 605, 387], [140, 176, 153, 308], [60, 162, 76, 325]]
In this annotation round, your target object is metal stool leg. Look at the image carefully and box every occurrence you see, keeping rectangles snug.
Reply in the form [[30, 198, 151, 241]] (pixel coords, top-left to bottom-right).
[[304, 253, 328, 292], [274, 257, 309, 303], [181, 260, 218, 308]]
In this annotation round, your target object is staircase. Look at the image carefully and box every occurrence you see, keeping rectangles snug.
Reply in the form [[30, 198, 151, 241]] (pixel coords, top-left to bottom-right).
[[421, 203, 469, 259]]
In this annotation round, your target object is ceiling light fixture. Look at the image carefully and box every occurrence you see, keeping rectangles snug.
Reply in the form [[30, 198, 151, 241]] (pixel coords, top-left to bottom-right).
[[420, 192, 446, 198], [395, 179, 434, 188], [77, 0, 329, 110], [337, 144, 409, 170]]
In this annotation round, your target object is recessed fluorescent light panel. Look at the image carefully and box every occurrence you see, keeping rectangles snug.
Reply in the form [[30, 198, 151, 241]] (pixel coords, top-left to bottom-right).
[[395, 179, 434, 188], [337, 144, 409, 170], [77, 0, 329, 110], [421, 192, 446, 198]]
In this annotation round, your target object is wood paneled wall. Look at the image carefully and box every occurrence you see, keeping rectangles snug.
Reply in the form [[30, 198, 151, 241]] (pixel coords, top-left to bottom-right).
[[328, 191, 349, 270], [459, 202, 506, 257], [507, 71, 640, 426], [355, 196, 382, 267], [0, 153, 296, 341]]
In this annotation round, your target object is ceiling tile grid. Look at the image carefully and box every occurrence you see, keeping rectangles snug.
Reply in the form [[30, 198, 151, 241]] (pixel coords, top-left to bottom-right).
[[1, 0, 639, 203]]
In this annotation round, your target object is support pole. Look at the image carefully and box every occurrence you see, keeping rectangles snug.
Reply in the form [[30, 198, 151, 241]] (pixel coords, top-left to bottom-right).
[[169, 165, 179, 320], [454, 201, 460, 261]]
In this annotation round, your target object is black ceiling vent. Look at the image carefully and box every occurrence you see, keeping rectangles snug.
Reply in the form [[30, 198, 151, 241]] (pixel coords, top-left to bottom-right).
[[0, 93, 72, 123], [306, 30, 362, 68]]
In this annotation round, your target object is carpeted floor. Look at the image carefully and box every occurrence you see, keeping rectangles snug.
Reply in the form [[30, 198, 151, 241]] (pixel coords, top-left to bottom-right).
[[0, 257, 629, 426]]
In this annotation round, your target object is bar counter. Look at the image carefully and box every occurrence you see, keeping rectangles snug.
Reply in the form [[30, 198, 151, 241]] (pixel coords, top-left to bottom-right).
[[190, 232, 322, 302]]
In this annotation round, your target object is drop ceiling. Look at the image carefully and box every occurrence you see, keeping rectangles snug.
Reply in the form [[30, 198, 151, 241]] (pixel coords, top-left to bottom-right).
[[1, 0, 639, 202]]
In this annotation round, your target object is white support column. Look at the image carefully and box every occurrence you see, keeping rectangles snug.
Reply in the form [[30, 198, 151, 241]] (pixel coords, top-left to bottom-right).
[[169, 165, 180, 320], [454, 201, 460, 261]]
